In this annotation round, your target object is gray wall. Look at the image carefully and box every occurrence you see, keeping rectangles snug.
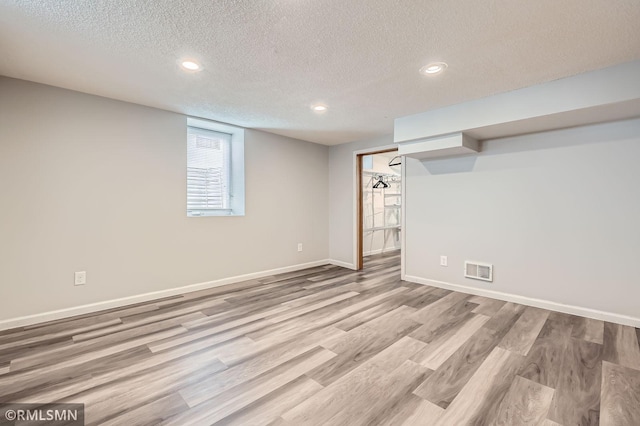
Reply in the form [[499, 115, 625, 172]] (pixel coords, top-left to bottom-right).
[[3, 75, 637, 324], [404, 118, 640, 319], [0, 77, 329, 321]]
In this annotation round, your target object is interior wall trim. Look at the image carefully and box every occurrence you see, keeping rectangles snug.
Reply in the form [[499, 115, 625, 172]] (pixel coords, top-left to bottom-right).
[[403, 275, 640, 328], [363, 248, 400, 257], [0, 259, 332, 331], [351, 144, 399, 271], [328, 259, 357, 270]]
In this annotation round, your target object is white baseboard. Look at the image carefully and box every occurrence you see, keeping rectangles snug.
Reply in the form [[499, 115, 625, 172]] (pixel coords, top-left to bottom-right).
[[328, 259, 357, 270], [0, 259, 331, 331], [403, 275, 640, 328], [363, 247, 400, 257]]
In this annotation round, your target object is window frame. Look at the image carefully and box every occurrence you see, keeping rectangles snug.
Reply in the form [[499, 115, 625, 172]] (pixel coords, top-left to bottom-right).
[[186, 117, 245, 217]]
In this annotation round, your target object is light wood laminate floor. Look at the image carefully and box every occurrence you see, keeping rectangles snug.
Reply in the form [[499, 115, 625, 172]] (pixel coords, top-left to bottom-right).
[[1, 253, 639, 425]]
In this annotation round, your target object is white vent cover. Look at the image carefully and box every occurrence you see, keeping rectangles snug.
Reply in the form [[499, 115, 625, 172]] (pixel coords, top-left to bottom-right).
[[464, 261, 493, 282]]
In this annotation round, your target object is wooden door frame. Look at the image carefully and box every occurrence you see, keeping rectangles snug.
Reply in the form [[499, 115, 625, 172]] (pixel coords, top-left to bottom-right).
[[356, 148, 398, 270]]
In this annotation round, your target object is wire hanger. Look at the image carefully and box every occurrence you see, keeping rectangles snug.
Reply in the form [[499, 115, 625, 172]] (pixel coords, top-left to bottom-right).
[[388, 156, 402, 167], [372, 175, 389, 188]]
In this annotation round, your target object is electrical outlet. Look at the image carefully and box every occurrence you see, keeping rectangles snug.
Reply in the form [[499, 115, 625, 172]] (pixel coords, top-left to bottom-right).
[[440, 256, 448, 267], [297, 243, 303, 252], [74, 271, 86, 286]]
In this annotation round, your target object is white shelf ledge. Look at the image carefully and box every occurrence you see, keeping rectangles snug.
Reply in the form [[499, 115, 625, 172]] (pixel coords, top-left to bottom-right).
[[398, 132, 479, 160], [364, 225, 402, 232]]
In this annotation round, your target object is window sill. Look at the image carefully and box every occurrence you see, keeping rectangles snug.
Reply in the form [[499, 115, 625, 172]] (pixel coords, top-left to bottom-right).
[[187, 209, 244, 217]]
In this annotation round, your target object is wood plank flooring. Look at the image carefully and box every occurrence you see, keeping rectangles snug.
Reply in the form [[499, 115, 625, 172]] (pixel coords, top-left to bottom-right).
[[0, 252, 639, 425]]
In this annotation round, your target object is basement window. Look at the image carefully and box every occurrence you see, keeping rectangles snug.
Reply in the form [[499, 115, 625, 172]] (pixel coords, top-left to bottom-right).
[[187, 117, 245, 217]]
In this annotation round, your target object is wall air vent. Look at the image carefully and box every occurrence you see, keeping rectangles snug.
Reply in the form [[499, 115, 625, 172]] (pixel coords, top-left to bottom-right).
[[464, 261, 493, 282]]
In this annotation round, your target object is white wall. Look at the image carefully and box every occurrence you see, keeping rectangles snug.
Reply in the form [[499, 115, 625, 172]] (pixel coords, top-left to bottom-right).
[[0, 77, 329, 322], [365, 152, 399, 176], [328, 135, 394, 267], [404, 118, 640, 322]]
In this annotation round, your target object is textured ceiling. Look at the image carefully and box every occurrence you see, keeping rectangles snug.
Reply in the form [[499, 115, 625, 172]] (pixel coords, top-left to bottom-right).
[[1, 1, 639, 145]]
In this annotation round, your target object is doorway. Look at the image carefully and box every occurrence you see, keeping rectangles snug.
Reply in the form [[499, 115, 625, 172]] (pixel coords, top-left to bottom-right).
[[356, 148, 401, 270]]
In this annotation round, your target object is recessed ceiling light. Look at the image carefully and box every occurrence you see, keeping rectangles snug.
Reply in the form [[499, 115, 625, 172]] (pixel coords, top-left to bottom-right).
[[180, 60, 201, 71], [419, 62, 447, 75], [311, 104, 328, 112]]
